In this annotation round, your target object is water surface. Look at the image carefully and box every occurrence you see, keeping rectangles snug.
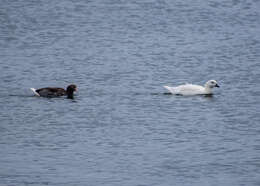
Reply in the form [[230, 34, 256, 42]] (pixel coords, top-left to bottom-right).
[[0, 0, 260, 185]]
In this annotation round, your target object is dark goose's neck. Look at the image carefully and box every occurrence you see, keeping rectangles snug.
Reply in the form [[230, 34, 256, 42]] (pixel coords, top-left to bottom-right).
[[66, 90, 74, 99], [66, 84, 76, 99]]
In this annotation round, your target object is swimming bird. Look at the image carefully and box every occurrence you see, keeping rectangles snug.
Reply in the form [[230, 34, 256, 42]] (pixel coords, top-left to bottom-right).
[[164, 80, 219, 95], [30, 84, 77, 99]]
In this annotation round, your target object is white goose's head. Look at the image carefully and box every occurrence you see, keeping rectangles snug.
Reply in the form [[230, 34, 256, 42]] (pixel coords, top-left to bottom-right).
[[205, 80, 220, 89]]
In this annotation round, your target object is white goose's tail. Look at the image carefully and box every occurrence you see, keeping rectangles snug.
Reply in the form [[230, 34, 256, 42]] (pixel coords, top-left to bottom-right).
[[30, 88, 40, 96], [164, 86, 174, 94]]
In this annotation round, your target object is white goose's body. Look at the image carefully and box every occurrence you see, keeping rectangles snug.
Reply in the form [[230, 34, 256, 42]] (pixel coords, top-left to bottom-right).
[[164, 80, 219, 96]]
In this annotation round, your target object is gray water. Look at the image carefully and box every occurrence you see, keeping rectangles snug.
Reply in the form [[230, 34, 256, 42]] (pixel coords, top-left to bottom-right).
[[1, 0, 260, 185]]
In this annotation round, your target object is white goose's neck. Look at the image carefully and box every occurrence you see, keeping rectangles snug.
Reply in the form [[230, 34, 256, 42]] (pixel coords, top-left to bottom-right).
[[204, 85, 212, 94]]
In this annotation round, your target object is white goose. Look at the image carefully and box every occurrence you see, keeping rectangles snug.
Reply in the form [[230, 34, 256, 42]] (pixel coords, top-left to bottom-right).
[[164, 80, 219, 95]]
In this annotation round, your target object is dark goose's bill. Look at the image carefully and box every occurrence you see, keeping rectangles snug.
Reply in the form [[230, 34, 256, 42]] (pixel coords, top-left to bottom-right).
[[30, 84, 77, 99]]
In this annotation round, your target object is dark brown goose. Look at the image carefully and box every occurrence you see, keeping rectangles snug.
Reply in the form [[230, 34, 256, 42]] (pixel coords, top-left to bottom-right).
[[31, 84, 77, 99]]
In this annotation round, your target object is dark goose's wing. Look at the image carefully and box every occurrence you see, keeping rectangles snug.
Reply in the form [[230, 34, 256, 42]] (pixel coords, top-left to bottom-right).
[[36, 87, 66, 97]]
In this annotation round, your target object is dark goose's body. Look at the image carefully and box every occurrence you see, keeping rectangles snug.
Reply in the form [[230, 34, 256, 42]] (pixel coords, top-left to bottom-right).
[[31, 84, 77, 99], [35, 87, 66, 97]]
